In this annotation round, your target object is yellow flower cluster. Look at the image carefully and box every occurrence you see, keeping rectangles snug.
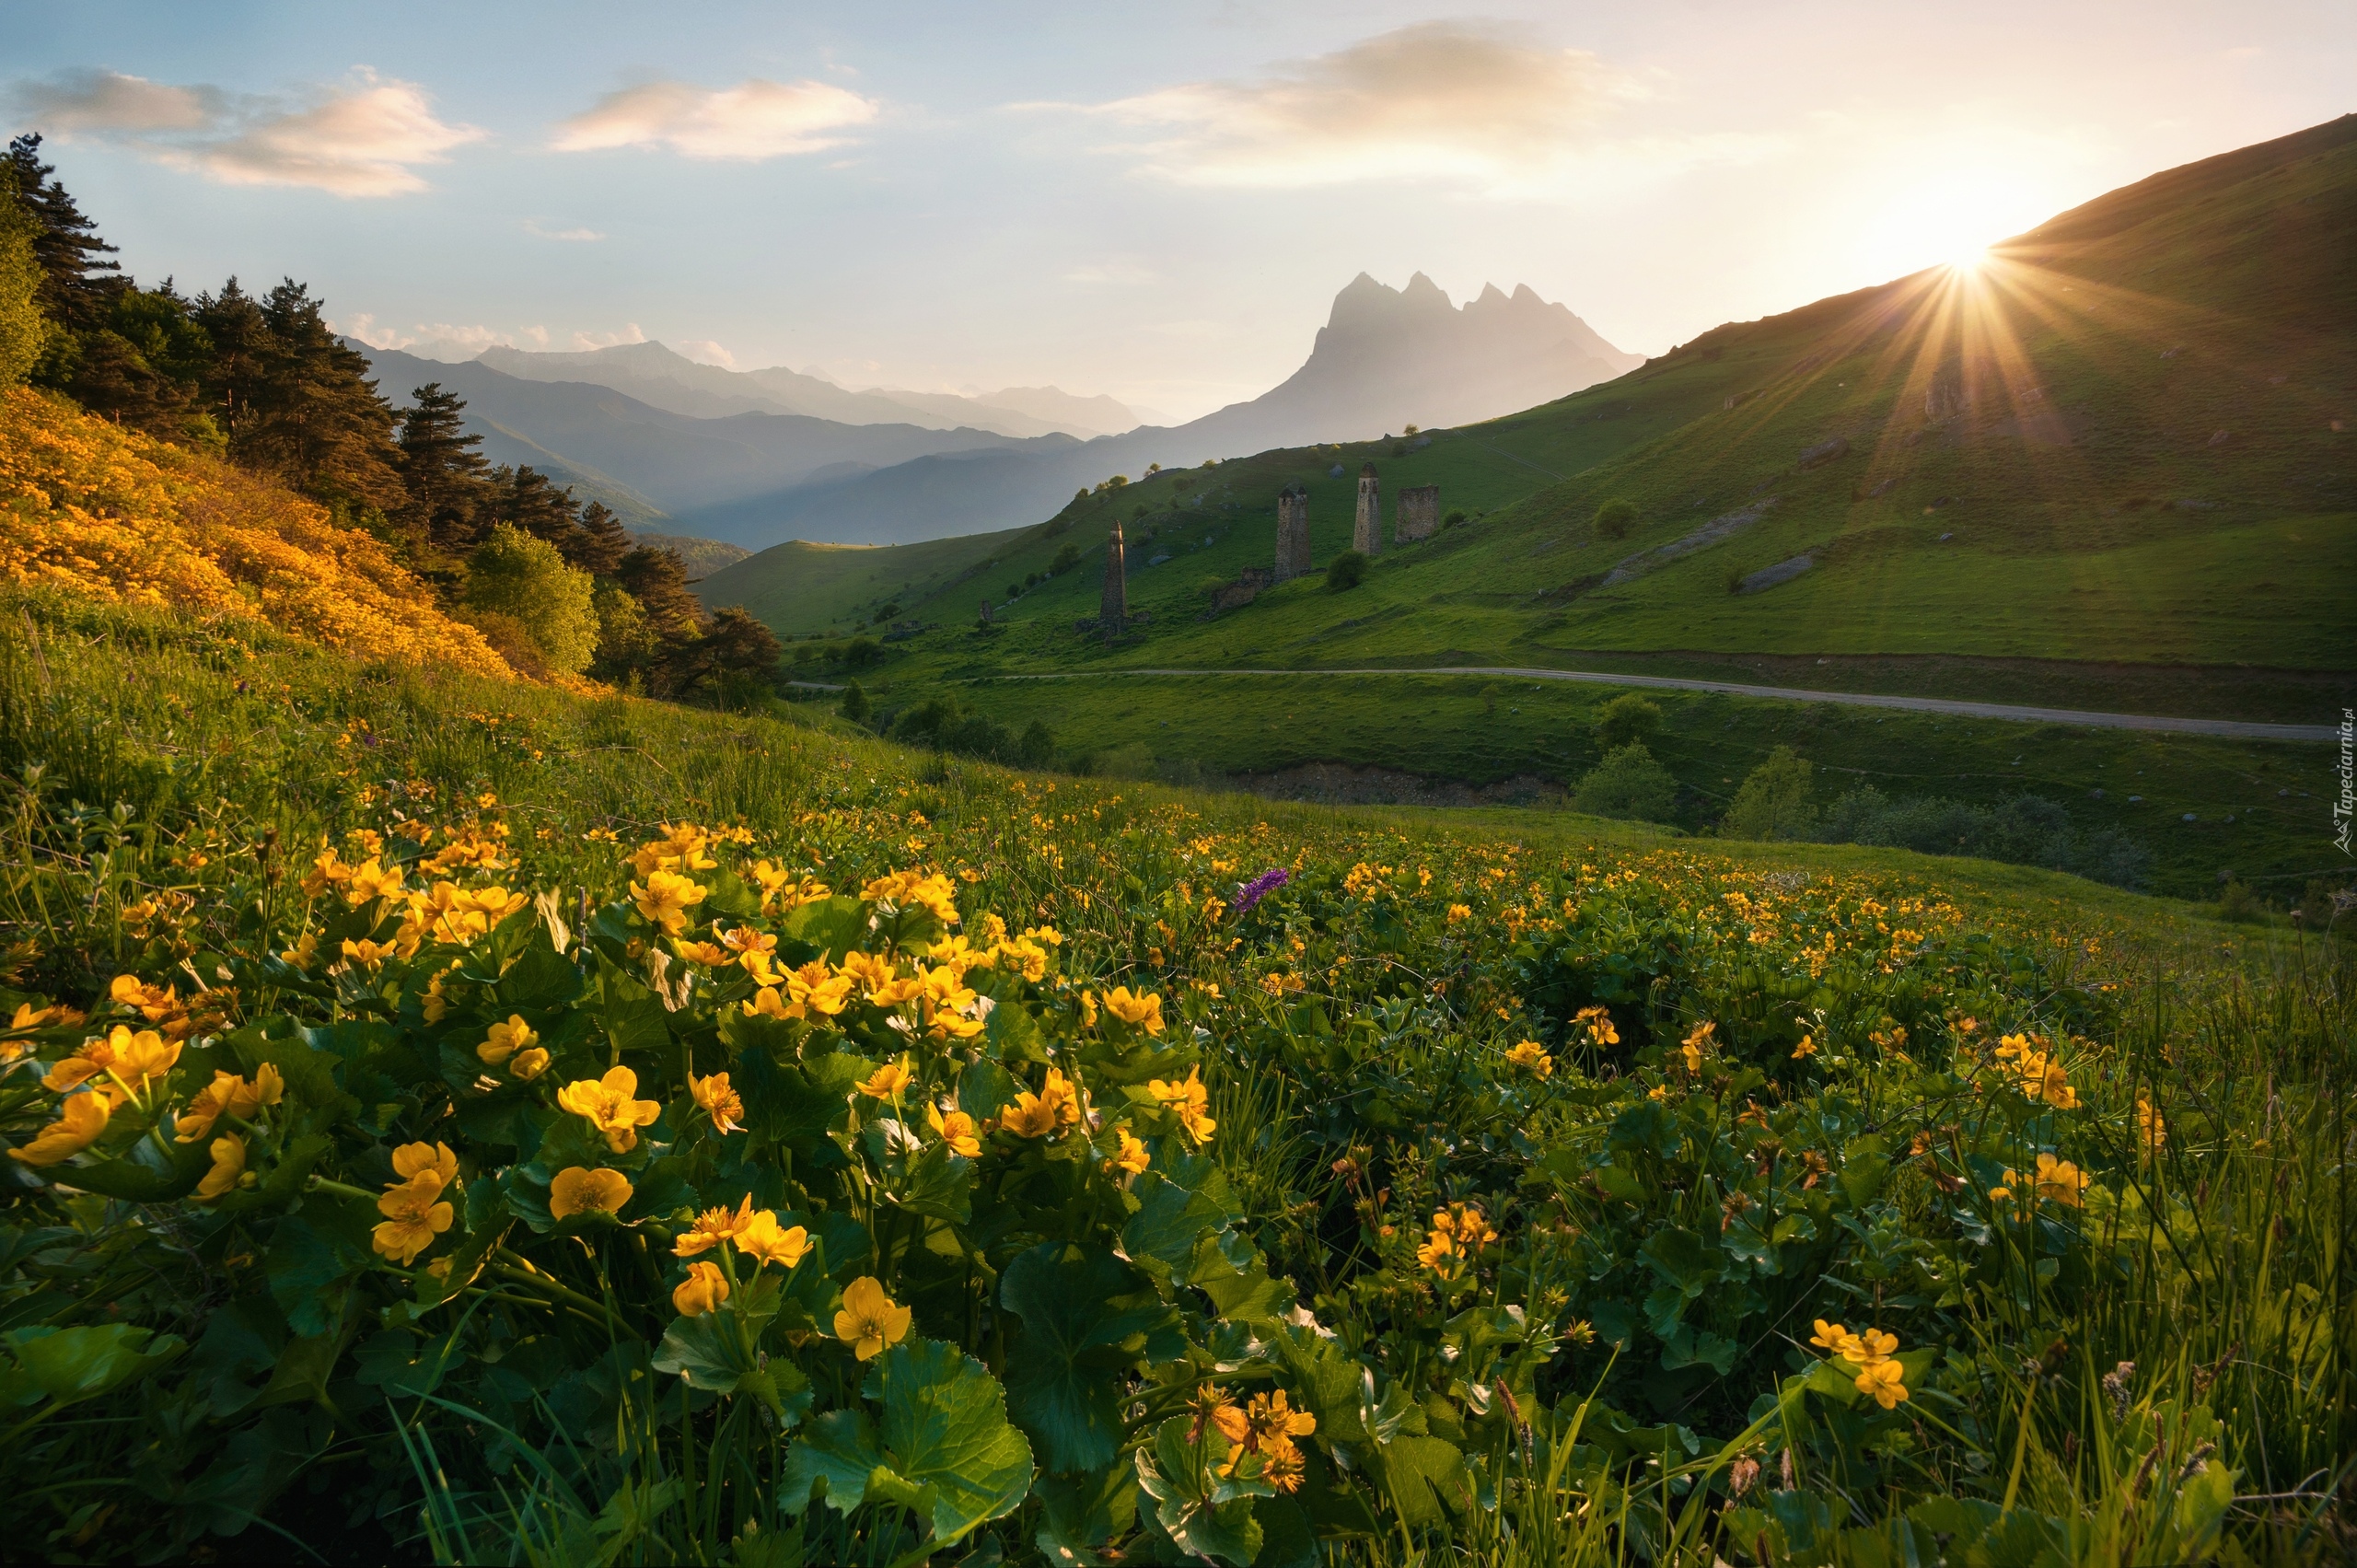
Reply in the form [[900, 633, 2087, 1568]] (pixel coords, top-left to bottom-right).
[[1416, 1202, 1496, 1277], [1993, 1032, 2081, 1109], [0, 388, 513, 679], [1201, 1385, 1316, 1494], [1810, 1319, 1910, 1410]]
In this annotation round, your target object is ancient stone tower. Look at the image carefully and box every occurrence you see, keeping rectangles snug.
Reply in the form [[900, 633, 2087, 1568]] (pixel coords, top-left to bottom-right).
[[1273, 486, 1311, 581], [1353, 463, 1380, 556], [1099, 520, 1128, 633], [1395, 484, 1440, 544]]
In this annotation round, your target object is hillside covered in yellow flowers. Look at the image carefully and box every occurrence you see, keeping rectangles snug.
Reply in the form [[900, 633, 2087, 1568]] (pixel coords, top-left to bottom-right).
[[0, 387, 515, 678]]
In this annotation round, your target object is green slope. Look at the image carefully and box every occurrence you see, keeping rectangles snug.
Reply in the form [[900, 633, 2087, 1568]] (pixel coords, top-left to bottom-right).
[[876, 114, 2353, 697], [693, 524, 1030, 636]]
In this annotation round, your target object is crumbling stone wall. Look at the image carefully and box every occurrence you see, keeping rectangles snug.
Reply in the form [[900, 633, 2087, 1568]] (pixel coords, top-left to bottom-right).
[[1353, 463, 1381, 555], [1395, 483, 1439, 543]]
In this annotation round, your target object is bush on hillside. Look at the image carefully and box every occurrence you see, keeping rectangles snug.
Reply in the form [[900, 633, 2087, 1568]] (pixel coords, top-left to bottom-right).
[[1593, 497, 1638, 540], [1326, 550, 1367, 592], [1594, 691, 1663, 750], [839, 679, 873, 724], [1722, 745, 1816, 840], [1573, 741, 1679, 821], [1817, 785, 2152, 889], [465, 524, 598, 675]]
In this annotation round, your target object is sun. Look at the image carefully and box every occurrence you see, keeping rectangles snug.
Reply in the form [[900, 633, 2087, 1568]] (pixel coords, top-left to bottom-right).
[[1853, 161, 2052, 284], [1947, 243, 1991, 274]]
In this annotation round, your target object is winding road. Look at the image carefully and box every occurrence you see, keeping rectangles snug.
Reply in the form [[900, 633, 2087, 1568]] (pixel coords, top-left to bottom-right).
[[982, 666, 2340, 743]]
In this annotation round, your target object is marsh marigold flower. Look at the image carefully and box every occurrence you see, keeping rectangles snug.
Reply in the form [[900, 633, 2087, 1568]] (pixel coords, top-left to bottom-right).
[[674, 1260, 729, 1317], [477, 1015, 538, 1066], [174, 1064, 284, 1142], [834, 1275, 911, 1360], [1505, 1040, 1553, 1077], [1146, 1064, 1215, 1145], [632, 870, 709, 935], [1102, 986, 1164, 1034], [1108, 1126, 1150, 1176], [549, 1166, 633, 1220], [856, 1057, 915, 1101], [556, 1066, 663, 1153], [47, 1025, 180, 1097], [374, 1164, 456, 1265], [1855, 1359, 1909, 1410], [676, 1195, 760, 1257], [195, 1134, 247, 1201], [691, 1070, 745, 1134], [1002, 1067, 1082, 1139], [1680, 1021, 1716, 1074], [1842, 1328, 1898, 1366], [737, 1212, 811, 1270], [8, 1091, 110, 1167], [928, 1102, 982, 1156], [1574, 1005, 1619, 1047], [1809, 1319, 1855, 1355]]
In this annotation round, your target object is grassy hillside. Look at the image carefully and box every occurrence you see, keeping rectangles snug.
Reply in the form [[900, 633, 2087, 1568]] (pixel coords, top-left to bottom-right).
[[0, 595, 2347, 1564], [854, 116, 2353, 711], [697, 523, 1030, 637]]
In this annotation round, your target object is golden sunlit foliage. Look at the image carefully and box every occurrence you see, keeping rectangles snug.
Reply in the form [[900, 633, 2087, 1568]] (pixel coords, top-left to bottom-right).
[[0, 387, 515, 679]]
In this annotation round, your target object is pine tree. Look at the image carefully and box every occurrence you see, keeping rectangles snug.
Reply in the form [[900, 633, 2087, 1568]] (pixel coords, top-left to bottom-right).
[[572, 500, 633, 576], [191, 278, 401, 505], [486, 464, 586, 557], [4, 134, 123, 332], [615, 546, 706, 640], [395, 382, 492, 546], [657, 607, 780, 699]]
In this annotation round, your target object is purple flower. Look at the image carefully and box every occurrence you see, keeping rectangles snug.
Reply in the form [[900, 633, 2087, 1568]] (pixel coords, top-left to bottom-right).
[[1232, 867, 1289, 915]]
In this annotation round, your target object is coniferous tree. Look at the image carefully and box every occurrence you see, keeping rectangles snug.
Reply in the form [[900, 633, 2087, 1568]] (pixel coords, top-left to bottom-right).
[[571, 500, 633, 576], [190, 277, 401, 505], [615, 546, 706, 640], [5, 134, 123, 332], [486, 463, 587, 557], [658, 606, 781, 700], [395, 382, 492, 546]]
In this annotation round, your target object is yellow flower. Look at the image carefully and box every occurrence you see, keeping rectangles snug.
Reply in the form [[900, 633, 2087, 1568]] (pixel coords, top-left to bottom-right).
[[719, 925, 778, 962], [556, 1067, 663, 1153], [549, 1166, 633, 1220], [1808, 1319, 1854, 1355], [173, 1063, 284, 1142], [1146, 1065, 1215, 1145], [676, 1195, 760, 1257], [46, 1025, 180, 1097], [1243, 1389, 1317, 1447], [1446, 903, 1472, 922], [691, 1070, 745, 1134], [1680, 1021, 1716, 1074], [860, 870, 959, 927], [928, 1102, 983, 1157], [674, 939, 732, 967], [1079, 990, 1098, 1028], [1854, 1358, 1910, 1411], [631, 823, 718, 879], [1416, 1229, 1458, 1274], [195, 1133, 246, 1201], [1574, 1005, 1619, 1047], [1260, 1434, 1306, 1493], [631, 869, 709, 935], [833, 1275, 912, 1361], [477, 1015, 538, 1066], [280, 932, 319, 969], [856, 1057, 915, 1101], [509, 1047, 551, 1081], [2136, 1096, 2166, 1154], [1841, 1328, 1898, 1366], [344, 859, 405, 905], [1001, 1067, 1083, 1140], [788, 959, 858, 1017], [674, 1260, 730, 1317], [2029, 1152, 2090, 1207], [1792, 1034, 1817, 1060], [8, 1092, 110, 1167], [737, 1212, 812, 1269], [1504, 1040, 1553, 1077], [1108, 1126, 1150, 1176], [393, 1141, 459, 1186], [1102, 986, 1164, 1035], [374, 1170, 455, 1265]]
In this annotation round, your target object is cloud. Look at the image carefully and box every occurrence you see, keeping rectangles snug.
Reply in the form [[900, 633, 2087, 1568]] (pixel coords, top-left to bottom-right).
[[523, 219, 606, 241], [552, 78, 878, 159], [1018, 21, 1642, 191], [6, 68, 479, 196], [570, 323, 647, 351], [675, 339, 737, 367], [334, 318, 551, 358]]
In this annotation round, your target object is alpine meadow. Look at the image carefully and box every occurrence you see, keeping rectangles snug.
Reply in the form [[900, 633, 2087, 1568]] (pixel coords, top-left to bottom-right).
[[0, 14, 2351, 1568]]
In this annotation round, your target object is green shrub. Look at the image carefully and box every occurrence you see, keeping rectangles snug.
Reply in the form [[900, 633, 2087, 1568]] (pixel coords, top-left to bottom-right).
[[839, 679, 873, 724], [1573, 740, 1678, 820], [1593, 497, 1638, 540], [464, 524, 598, 675], [1593, 691, 1663, 750], [1722, 744, 1815, 840], [1325, 550, 1368, 592]]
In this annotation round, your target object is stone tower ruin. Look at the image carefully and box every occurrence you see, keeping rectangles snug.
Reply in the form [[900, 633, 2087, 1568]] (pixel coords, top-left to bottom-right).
[[1353, 463, 1381, 556], [1273, 486, 1311, 581], [1099, 519, 1128, 633], [1395, 484, 1440, 544]]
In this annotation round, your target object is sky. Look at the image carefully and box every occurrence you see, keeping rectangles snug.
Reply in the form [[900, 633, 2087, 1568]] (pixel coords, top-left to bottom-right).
[[5, 2, 2349, 421]]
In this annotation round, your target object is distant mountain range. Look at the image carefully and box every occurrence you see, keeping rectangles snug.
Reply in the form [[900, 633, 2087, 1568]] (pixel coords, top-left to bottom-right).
[[351, 274, 1639, 549]]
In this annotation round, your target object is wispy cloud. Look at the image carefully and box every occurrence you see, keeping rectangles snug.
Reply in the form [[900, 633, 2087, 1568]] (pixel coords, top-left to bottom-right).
[[8, 67, 480, 196], [1016, 22, 1645, 192], [675, 339, 737, 367], [523, 218, 606, 241], [552, 78, 877, 159], [336, 317, 551, 356], [570, 323, 647, 351]]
